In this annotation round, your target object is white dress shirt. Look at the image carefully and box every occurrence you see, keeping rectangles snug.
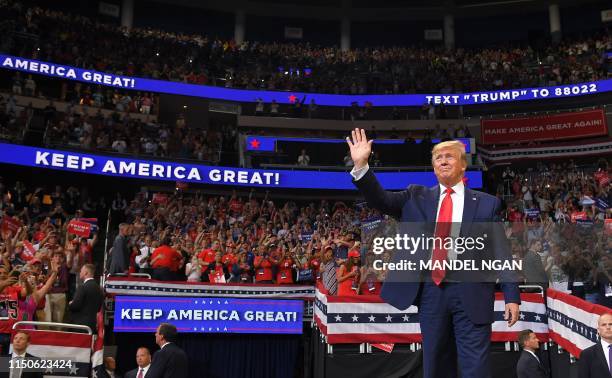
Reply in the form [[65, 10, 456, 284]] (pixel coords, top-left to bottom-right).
[[136, 364, 151, 378], [601, 338, 611, 372], [525, 349, 540, 364], [350, 164, 465, 224], [10, 352, 26, 378], [351, 164, 466, 258]]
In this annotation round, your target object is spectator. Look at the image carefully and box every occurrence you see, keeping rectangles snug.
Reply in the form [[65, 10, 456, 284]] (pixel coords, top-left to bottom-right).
[[253, 246, 276, 284], [320, 245, 338, 295], [150, 238, 183, 281], [204, 252, 229, 283], [337, 249, 360, 296], [45, 250, 68, 323], [108, 223, 130, 275], [297, 149, 310, 166], [185, 255, 203, 282]]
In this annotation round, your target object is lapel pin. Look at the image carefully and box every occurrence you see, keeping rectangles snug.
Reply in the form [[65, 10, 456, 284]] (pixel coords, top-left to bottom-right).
[[472, 197, 477, 200]]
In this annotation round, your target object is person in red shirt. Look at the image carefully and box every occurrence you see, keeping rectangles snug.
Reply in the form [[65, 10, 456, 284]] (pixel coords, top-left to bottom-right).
[[222, 242, 237, 274], [253, 247, 277, 284], [150, 239, 183, 281], [205, 252, 229, 283], [337, 250, 360, 296], [276, 249, 296, 284], [197, 240, 220, 265], [0, 265, 25, 355]]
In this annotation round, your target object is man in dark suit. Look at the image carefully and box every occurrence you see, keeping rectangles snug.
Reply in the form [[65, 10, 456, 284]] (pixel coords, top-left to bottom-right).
[[98, 357, 122, 378], [145, 323, 188, 378], [578, 313, 612, 378], [516, 329, 549, 378], [2, 331, 42, 378], [347, 129, 520, 378], [125, 347, 151, 378], [108, 224, 130, 275], [68, 264, 103, 333]]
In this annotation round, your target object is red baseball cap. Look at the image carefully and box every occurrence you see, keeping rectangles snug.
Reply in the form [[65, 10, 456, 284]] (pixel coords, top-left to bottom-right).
[[348, 250, 360, 258]]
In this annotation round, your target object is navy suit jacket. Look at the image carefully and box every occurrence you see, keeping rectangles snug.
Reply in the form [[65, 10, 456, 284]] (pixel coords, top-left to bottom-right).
[[578, 343, 612, 378], [353, 169, 520, 325]]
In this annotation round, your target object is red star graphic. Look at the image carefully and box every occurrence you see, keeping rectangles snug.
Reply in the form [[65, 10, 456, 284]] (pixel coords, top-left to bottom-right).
[[288, 95, 297, 103], [249, 139, 261, 149]]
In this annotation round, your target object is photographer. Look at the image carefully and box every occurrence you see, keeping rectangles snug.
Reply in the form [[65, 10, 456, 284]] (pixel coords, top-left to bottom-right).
[[253, 245, 277, 284], [230, 252, 253, 283], [205, 252, 229, 283], [337, 250, 361, 296], [276, 244, 296, 285]]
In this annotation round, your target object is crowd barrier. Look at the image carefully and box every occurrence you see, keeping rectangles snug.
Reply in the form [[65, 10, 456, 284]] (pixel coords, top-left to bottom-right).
[[11, 321, 95, 378], [95, 278, 612, 377]]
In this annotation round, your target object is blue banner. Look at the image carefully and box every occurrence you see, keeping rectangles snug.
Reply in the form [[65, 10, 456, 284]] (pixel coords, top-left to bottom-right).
[[246, 136, 472, 153], [1, 55, 611, 107], [113, 296, 303, 334], [0, 143, 483, 189]]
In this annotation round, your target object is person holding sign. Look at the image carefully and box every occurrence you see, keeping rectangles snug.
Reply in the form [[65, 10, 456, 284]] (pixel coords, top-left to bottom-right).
[[204, 252, 229, 283]]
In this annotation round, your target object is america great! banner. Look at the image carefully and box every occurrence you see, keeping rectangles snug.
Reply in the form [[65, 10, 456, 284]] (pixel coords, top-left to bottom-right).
[[481, 109, 608, 144], [2, 55, 612, 107]]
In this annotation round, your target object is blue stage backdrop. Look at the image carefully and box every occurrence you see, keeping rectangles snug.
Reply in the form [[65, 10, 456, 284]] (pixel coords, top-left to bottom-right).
[[0, 143, 484, 189], [1, 55, 610, 107], [113, 296, 304, 334]]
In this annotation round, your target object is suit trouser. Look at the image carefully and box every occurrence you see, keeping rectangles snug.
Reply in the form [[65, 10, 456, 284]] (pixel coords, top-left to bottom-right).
[[419, 282, 491, 378], [45, 293, 67, 323]]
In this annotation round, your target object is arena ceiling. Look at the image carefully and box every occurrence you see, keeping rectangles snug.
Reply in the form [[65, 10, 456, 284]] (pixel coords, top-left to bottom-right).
[[148, 0, 608, 20]]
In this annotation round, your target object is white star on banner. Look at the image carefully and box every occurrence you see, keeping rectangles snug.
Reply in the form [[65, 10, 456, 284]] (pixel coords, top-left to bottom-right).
[[45, 366, 53, 374], [217, 300, 221, 304], [201, 327, 205, 331], [224, 300, 229, 304], [209, 300, 213, 304], [195, 300, 198, 304], [334, 315, 342, 322], [209, 327, 212, 331], [69, 364, 78, 375], [402, 315, 410, 322], [224, 327, 228, 331], [352, 314, 359, 322], [368, 315, 376, 322], [92, 370, 98, 378], [519, 313, 525, 320], [193, 327, 197, 331], [534, 314, 541, 321], [386, 315, 393, 322]]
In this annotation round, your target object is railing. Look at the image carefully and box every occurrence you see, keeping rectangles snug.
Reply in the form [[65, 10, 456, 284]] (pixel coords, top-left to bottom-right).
[[13, 321, 92, 335]]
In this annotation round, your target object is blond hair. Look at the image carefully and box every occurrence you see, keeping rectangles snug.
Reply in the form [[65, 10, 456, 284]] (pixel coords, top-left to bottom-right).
[[431, 140, 468, 167]]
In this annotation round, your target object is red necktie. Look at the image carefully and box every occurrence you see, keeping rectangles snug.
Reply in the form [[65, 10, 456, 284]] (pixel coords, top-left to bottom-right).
[[432, 187, 454, 285], [137, 368, 144, 378]]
